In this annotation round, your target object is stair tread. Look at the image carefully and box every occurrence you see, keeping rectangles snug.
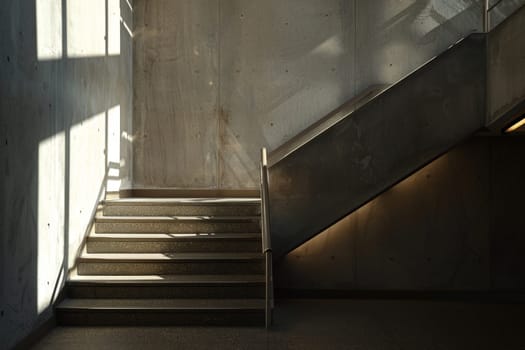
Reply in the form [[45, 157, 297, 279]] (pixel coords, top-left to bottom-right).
[[79, 252, 264, 261], [88, 233, 261, 241], [96, 215, 260, 222], [68, 272, 265, 284], [103, 198, 260, 206], [57, 298, 265, 310]]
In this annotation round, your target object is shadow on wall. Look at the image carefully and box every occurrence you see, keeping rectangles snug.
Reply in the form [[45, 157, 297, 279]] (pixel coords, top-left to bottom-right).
[[133, 0, 491, 189], [0, 0, 132, 347]]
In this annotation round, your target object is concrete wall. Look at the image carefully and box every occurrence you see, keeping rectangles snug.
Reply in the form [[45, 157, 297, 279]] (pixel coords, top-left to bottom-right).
[[275, 136, 525, 291], [489, 0, 525, 29], [133, 0, 486, 189], [488, 3, 525, 125], [0, 0, 133, 347]]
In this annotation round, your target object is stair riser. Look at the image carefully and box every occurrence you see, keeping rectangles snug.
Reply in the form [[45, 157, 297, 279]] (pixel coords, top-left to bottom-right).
[[56, 310, 264, 326], [104, 205, 260, 217], [86, 240, 260, 253], [95, 221, 260, 233], [77, 261, 265, 275], [67, 285, 265, 299]]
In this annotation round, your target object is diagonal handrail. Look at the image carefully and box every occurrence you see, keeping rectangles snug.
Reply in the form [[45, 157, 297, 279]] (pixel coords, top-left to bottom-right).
[[485, 0, 511, 31]]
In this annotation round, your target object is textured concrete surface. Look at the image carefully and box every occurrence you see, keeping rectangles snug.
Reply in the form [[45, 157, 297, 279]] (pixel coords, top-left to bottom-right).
[[488, 0, 525, 29], [133, 0, 220, 188], [488, 4, 525, 124], [103, 199, 261, 216], [95, 218, 260, 234], [32, 299, 525, 350], [3, 1, 525, 348], [87, 240, 260, 254], [132, 0, 486, 189], [86, 233, 260, 253], [77, 259, 264, 276], [0, 0, 133, 348], [276, 136, 525, 291], [489, 137, 525, 289]]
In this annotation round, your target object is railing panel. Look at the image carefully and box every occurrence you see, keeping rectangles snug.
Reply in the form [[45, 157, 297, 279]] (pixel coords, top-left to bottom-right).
[[268, 35, 486, 258]]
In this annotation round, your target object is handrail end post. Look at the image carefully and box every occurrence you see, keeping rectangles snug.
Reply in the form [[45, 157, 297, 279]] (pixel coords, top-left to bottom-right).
[[260, 146, 273, 329], [483, 0, 490, 32]]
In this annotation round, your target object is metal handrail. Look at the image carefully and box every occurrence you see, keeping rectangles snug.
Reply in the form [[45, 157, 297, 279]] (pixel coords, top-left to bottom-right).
[[484, 0, 507, 31], [260, 147, 273, 328], [484, 0, 490, 32], [267, 85, 386, 167], [488, 0, 505, 12]]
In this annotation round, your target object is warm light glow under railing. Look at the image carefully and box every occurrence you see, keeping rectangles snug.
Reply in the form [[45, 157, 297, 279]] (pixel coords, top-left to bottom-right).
[[505, 116, 525, 133]]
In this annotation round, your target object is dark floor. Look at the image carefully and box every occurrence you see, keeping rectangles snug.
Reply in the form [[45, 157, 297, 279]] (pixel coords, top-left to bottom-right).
[[32, 299, 525, 350]]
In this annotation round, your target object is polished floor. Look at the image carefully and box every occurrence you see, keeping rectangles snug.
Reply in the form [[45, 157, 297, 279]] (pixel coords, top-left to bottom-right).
[[32, 298, 525, 349]]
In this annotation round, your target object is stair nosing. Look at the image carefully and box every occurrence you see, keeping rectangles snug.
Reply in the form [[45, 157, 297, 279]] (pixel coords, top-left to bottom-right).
[[67, 268, 265, 282], [67, 280, 265, 286], [103, 198, 261, 207], [95, 215, 261, 223], [87, 233, 261, 241], [57, 298, 266, 311], [78, 252, 264, 262]]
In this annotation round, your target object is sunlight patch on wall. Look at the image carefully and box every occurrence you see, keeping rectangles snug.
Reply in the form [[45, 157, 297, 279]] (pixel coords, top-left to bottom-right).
[[263, 83, 342, 147], [67, 0, 105, 57], [36, 0, 63, 60], [311, 36, 344, 57], [107, 105, 121, 191], [37, 131, 65, 314], [411, 1, 476, 38], [68, 111, 106, 267], [67, 0, 120, 57], [505, 116, 525, 133], [108, 0, 121, 55]]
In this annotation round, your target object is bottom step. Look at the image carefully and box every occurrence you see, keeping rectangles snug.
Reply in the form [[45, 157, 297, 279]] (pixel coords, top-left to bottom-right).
[[67, 274, 265, 299], [56, 298, 265, 326]]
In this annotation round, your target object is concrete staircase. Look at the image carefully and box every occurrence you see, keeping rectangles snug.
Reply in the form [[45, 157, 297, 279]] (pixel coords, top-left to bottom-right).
[[56, 197, 266, 326]]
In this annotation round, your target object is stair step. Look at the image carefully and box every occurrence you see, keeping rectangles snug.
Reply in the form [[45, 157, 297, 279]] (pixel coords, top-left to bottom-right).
[[69, 272, 266, 283], [103, 198, 261, 216], [77, 252, 265, 275], [96, 215, 261, 222], [65, 197, 267, 327], [67, 273, 265, 298], [89, 233, 262, 239], [79, 252, 264, 260], [56, 298, 265, 326], [95, 215, 261, 233], [87, 233, 261, 253], [58, 297, 265, 309]]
